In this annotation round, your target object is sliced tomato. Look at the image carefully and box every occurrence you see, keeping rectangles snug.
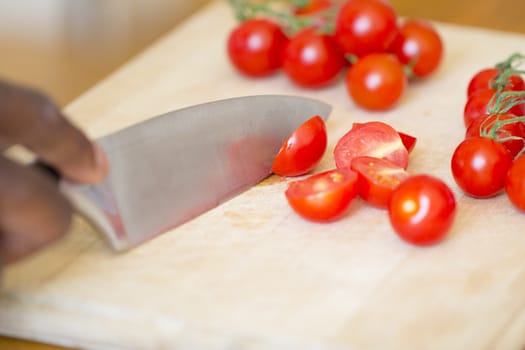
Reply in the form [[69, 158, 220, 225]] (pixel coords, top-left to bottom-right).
[[398, 131, 417, 153], [285, 168, 359, 222], [334, 121, 409, 170], [272, 115, 327, 177], [351, 156, 409, 208]]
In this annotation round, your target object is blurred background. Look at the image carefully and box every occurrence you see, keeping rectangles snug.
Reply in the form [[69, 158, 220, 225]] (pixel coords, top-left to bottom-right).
[[0, 0, 524, 107], [0, 0, 525, 349]]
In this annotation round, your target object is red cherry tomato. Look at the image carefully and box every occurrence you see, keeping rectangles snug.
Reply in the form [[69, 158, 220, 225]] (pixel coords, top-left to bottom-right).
[[506, 155, 525, 211], [285, 168, 359, 222], [398, 131, 417, 153], [272, 116, 327, 177], [294, 0, 334, 15], [346, 53, 407, 111], [283, 28, 346, 88], [464, 89, 524, 127], [335, 0, 398, 57], [393, 19, 444, 78], [465, 113, 525, 158], [351, 156, 409, 208], [227, 19, 288, 77], [467, 68, 525, 98], [388, 175, 456, 246], [451, 137, 513, 198], [334, 121, 409, 170]]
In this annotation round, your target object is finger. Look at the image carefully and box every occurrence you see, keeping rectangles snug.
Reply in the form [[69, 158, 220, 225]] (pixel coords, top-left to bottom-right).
[[0, 156, 73, 265], [0, 81, 108, 184]]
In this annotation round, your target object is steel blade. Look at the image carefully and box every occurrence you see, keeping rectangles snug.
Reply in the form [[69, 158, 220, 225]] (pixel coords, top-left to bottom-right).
[[61, 95, 332, 251]]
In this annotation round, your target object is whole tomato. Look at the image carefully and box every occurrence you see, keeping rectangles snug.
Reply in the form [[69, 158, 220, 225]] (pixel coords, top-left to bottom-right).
[[283, 28, 346, 88], [467, 68, 525, 98], [393, 19, 444, 78], [346, 53, 407, 111], [335, 0, 398, 57], [227, 19, 288, 77], [465, 113, 525, 158], [388, 175, 456, 246], [464, 89, 525, 127], [506, 155, 525, 211], [451, 137, 513, 198], [294, 0, 334, 15]]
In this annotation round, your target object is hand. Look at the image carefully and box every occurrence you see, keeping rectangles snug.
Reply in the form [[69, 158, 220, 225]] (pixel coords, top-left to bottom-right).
[[0, 80, 108, 265]]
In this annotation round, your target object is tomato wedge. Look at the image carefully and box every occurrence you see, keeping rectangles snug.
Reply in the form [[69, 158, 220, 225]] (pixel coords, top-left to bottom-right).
[[272, 116, 327, 177], [285, 168, 359, 222], [334, 121, 409, 170], [351, 156, 410, 208], [398, 131, 417, 153]]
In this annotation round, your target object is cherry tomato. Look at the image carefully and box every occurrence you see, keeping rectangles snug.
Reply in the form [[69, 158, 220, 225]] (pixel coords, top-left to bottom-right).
[[467, 67, 525, 98], [506, 155, 525, 211], [334, 121, 409, 170], [351, 156, 409, 208], [272, 115, 327, 177], [346, 53, 407, 111], [335, 0, 398, 57], [285, 168, 359, 222], [283, 28, 346, 88], [398, 131, 417, 153], [294, 0, 334, 15], [464, 89, 524, 127], [227, 19, 288, 77], [393, 19, 443, 78], [451, 137, 513, 198], [465, 113, 525, 158], [388, 175, 456, 246]]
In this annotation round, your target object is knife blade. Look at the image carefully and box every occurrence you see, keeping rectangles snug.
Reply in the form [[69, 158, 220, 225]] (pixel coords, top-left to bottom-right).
[[60, 95, 332, 251]]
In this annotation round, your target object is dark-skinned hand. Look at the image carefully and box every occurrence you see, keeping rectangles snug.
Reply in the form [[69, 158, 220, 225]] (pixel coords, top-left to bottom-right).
[[0, 80, 108, 265]]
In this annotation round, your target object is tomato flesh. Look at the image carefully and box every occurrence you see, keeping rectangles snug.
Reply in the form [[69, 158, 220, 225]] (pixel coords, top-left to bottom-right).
[[334, 121, 409, 170], [451, 137, 513, 198], [285, 168, 359, 222], [351, 156, 409, 208], [388, 175, 456, 246], [272, 116, 327, 177]]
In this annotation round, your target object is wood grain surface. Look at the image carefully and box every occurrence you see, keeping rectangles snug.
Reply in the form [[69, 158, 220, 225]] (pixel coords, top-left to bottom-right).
[[2, 0, 525, 349]]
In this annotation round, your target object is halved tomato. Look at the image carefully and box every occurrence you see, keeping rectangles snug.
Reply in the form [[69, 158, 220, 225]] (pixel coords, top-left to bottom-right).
[[334, 121, 409, 170], [285, 168, 359, 222], [272, 115, 327, 177], [351, 156, 409, 208]]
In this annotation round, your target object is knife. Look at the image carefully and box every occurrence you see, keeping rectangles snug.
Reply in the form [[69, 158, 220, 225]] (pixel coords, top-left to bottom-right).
[[51, 95, 331, 252]]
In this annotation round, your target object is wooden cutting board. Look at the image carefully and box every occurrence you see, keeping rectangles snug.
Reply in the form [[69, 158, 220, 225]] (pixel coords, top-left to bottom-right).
[[2, 1, 525, 349]]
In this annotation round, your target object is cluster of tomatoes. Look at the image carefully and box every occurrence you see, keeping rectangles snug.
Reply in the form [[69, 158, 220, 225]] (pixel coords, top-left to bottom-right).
[[272, 116, 456, 246], [451, 53, 525, 210], [227, 0, 444, 111]]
